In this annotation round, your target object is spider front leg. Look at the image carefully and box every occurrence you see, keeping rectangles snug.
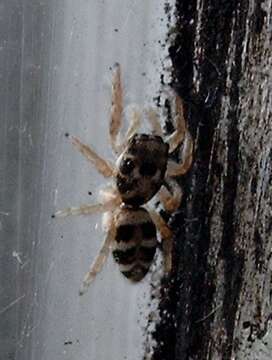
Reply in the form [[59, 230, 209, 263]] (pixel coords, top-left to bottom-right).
[[145, 108, 163, 137], [110, 64, 141, 152], [110, 63, 124, 154], [68, 135, 115, 178], [123, 106, 141, 141]]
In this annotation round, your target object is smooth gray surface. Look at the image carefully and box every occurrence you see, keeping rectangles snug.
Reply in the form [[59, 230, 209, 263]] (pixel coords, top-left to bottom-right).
[[0, 1, 172, 359]]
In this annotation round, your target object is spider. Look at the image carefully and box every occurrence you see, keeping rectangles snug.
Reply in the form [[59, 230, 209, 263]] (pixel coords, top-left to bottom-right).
[[53, 64, 193, 295]]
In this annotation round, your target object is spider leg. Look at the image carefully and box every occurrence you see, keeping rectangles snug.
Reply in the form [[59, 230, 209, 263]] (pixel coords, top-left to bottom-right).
[[166, 131, 193, 177], [110, 63, 124, 154], [123, 106, 141, 141], [69, 135, 115, 178], [157, 178, 183, 213], [148, 209, 173, 273], [145, 108, 163, 137], [166, 95, 186, 153], [52, 195, 120, 218], [79, 225, 115, 295]]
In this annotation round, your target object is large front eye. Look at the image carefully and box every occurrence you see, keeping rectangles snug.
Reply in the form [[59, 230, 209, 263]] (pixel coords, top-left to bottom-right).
[[120, 158, 135, 175], [139, 161, 157, 176]]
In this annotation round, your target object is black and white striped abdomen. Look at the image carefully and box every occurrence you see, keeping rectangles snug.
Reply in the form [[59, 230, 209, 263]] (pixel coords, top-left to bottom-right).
[[112, 207, 157, 281]]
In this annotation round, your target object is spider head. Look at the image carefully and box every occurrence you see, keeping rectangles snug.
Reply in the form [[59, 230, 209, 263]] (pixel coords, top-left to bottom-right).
[[116, 134, 169, 206]]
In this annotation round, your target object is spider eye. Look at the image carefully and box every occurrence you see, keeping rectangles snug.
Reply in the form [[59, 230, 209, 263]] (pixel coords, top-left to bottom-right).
[[120, 158, 135, 175], [139, 161, 157, 177]]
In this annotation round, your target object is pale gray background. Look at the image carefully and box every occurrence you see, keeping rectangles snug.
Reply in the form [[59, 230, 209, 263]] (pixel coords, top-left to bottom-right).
[[0, 1, 173, 359]]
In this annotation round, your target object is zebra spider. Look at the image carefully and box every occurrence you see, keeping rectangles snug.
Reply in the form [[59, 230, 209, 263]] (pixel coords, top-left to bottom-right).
[[53, 64, 193, 295]]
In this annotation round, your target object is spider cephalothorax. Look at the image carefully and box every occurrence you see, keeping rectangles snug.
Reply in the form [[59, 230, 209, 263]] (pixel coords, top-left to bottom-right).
[[116, 134, 169, 206], [53, 64, 193, 295]]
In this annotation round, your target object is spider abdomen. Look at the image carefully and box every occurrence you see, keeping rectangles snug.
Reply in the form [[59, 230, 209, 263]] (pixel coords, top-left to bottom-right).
[[112, 207, 157, 281]]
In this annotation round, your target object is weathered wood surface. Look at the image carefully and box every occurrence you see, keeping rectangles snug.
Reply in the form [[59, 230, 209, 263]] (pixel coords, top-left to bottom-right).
[[152, 1, 272, 359]]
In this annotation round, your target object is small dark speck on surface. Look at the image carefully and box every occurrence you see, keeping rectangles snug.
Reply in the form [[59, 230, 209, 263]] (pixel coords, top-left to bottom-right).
[[64, 340, 73, 345], [243, 321, 251, 329], [153, 96, 161, 107], [8, 353, 15, 360], [160, 74, 165, 85]]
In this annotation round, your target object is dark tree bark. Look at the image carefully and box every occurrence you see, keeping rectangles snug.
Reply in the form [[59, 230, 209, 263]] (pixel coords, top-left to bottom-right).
[[152, 1, 272, 359]]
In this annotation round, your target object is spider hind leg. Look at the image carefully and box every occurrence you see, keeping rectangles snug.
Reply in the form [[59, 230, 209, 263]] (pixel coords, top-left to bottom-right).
[[79, 225, 115, 295]]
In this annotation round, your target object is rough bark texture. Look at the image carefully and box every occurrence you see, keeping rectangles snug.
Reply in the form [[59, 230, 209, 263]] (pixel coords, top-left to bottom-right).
[[152, 0, 272, 359]]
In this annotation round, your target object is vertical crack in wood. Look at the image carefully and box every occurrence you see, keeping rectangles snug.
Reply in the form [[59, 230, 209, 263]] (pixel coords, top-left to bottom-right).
[[220, 2, 248, 357]]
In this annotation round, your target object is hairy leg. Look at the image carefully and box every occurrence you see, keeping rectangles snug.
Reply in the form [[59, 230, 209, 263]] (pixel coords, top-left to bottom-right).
[[123, 106, 141, 141], [69, 135, 115, 178], [166, 95, 186, 153], [166, 131, 193, 177], [52, 192, 120, 218], [148, 209, 173, 273], [79, 223, 115, 295], [145, 108, 163, 137], [110, 63, 124, 154], [158, 178, 183, 213]]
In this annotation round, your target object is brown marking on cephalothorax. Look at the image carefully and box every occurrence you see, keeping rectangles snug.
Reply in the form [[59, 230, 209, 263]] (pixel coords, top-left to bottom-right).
[[116, 134, 169, 206], [112, 207, 158, 281]]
